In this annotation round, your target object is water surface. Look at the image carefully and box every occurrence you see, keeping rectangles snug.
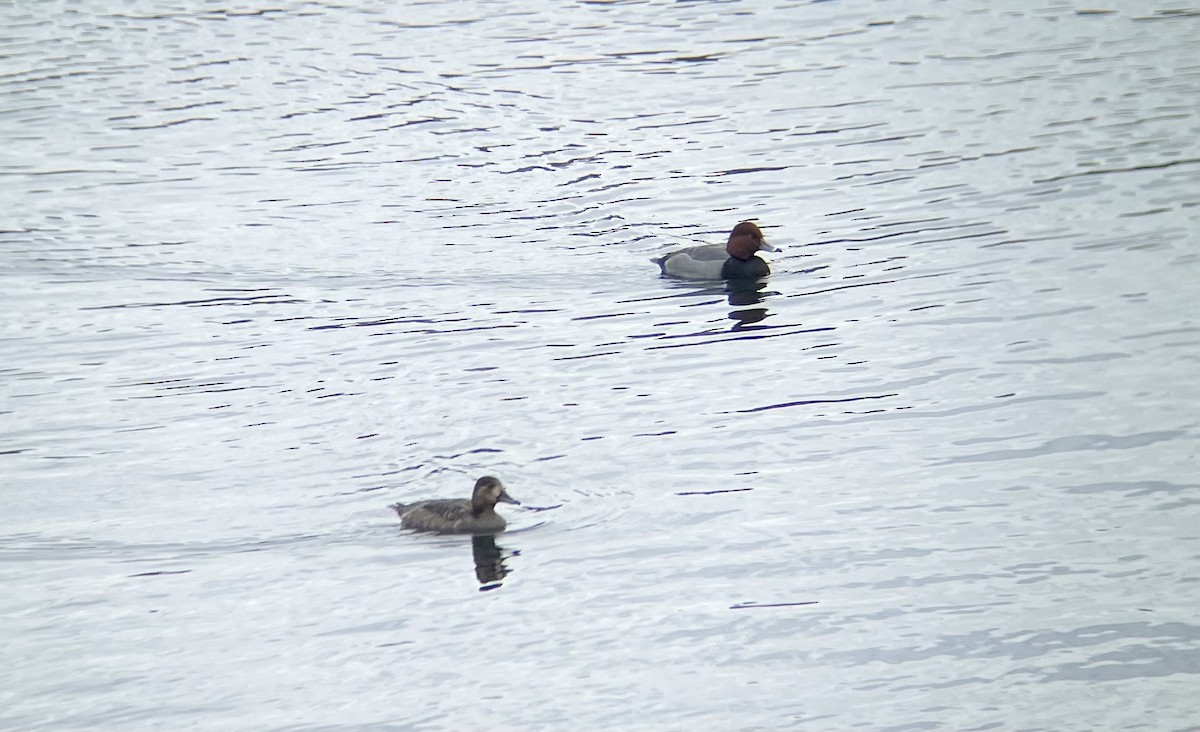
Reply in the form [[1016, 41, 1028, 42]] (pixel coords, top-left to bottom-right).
[[2, 1, 1198, 730]]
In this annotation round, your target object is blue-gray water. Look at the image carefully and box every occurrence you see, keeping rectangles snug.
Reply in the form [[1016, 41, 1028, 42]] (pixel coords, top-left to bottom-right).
[[3, 1, 1198, 730]]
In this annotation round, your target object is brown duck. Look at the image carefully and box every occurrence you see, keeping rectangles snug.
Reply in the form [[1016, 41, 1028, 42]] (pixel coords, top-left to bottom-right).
[[389, 476, 520, 534]]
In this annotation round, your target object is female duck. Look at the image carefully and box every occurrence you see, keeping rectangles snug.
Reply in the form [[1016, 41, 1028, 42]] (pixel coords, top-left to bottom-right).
[[389, 476, 520, 534], [653, 221, 780, 280]]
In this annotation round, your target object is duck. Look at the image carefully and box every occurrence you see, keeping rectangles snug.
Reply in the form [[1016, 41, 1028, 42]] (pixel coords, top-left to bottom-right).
[[389, 476, 520, 534], [653, 221, 780, 279]]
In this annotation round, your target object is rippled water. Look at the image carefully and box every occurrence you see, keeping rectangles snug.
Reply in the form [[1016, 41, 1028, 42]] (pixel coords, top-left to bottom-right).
[[3, 1, 1198, 729]]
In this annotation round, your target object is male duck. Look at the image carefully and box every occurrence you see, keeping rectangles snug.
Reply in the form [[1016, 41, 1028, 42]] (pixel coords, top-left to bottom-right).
[[389, 476, 520, 534], [653, 221, 780, 279]]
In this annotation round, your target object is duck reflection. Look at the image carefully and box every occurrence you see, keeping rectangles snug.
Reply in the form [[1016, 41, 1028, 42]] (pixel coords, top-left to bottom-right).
[[726, 279, 777, 330], [471, 534, 518, 591]]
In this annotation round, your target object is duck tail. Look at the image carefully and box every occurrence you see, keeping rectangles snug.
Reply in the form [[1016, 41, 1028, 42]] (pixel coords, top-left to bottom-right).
[[389, 503, 409, 517]]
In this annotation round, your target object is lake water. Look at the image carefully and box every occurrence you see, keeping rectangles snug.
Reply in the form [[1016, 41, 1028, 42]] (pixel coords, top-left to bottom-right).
[[2, 1, 1198, 730]]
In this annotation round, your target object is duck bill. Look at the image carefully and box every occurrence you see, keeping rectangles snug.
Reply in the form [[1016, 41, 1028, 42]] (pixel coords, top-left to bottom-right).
[[760, 240, 781, 253], [497, 489, 521, 505]]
